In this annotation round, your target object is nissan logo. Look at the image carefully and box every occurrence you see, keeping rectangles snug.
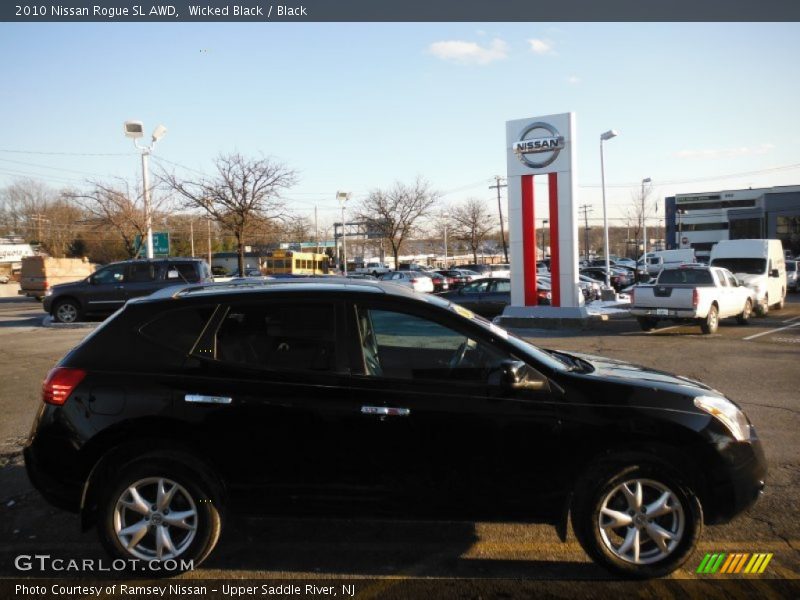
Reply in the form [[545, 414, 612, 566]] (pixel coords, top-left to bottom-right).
[[513, 122, 565, 169]]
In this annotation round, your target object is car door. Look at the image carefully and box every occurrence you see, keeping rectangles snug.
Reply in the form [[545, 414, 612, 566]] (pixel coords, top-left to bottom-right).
[[344, 299, 564, 518], [455, 279, 490, 312], [483, 279, 511, 317], [84, 263, 128, 313], [172, 297, 373, 511]]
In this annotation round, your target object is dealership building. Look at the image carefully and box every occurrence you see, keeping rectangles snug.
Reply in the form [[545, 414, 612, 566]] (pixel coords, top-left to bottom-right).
[[665, 184, 800, 259]]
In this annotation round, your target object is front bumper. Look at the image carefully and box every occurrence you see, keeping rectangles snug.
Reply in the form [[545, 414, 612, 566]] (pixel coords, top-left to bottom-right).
[[703, 434, 767, 524]]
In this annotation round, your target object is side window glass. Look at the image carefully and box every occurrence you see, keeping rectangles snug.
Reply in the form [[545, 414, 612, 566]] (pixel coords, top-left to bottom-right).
[[166, 263, 200, 282], [463, 281, 489, 294], [726, 273, 738, 287], [492, 280, 511, 293], [93, 264, 126, 284], [129, 262, 156, 283], [717, 271, 728, 286], [356, 307, 508, 382], [215, 303, 336, 372], [140, 306, 217, 354]]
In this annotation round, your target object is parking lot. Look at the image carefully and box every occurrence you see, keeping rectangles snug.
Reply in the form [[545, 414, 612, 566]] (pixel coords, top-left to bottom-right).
[[0, 292, 798, 596]]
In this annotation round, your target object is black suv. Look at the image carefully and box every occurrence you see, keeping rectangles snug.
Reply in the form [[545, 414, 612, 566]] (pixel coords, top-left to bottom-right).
[[43, 258, 212, 323], [25, 279, 766, 578]]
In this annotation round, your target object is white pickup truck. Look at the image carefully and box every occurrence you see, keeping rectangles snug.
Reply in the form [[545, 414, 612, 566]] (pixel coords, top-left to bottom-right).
[[355, 262, 391, 277], [630, 265, 756, 334]]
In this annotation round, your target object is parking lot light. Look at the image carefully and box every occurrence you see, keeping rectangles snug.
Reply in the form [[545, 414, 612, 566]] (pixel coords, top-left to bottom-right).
[[600, 129, 618, 289]]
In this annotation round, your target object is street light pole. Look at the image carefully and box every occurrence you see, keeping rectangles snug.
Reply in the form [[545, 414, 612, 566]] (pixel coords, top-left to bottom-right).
[[124, 121, 166, 260], [337, 191, 350, 275], [600, 129, 619, 289], [540, 219, 549, 260], [641, 177, 652, 263]]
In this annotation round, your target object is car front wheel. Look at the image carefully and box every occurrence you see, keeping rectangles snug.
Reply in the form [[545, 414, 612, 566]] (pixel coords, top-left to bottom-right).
[[737, 299, 752, 325], [53, 299, 81, 324], [97, 458, 222, 571], [572, 462, 702, 579]]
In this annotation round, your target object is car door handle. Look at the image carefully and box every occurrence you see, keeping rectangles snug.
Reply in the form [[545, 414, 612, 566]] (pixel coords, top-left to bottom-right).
[[361, 405, 410, 417], [185, 394, 232, 405]]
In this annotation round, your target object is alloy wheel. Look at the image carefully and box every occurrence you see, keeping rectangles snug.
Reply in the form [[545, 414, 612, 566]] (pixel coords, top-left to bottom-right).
[[113, 477, 198, 561], [597, 478, 685, 565]]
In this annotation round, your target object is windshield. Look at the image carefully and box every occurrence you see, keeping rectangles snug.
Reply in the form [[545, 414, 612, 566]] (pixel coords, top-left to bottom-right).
[[709, 258, 767, 275]]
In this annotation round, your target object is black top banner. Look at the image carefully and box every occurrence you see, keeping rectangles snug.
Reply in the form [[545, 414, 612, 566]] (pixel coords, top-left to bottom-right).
[[3, 0, 800, 22]]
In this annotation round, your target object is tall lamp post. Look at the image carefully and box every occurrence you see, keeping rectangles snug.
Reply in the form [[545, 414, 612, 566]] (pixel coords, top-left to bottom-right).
[[600, 129, 618, 288], [641, 177, 652, 262], [124, 121, 167, 259], [337, 191, 351, 275]]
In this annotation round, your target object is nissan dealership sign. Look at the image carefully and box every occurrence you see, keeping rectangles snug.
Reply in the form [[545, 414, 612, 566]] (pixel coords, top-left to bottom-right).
[[512, 121, 565, 169]]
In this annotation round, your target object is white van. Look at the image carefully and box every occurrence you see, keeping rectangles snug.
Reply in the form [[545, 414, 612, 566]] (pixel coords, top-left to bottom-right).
[[709, 239, 786, 315], [644, 249, 696, 276]]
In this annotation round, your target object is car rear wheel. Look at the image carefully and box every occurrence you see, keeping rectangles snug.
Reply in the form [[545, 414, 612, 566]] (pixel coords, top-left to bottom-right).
[[97, 458, 222, 571], [637, 317, 657, 332], [700, 304, 718, 334], [571, 462, 702, 579], [737, 299, 752, 325], [756, 296, 769, 317], [53, 299, 81, 324]]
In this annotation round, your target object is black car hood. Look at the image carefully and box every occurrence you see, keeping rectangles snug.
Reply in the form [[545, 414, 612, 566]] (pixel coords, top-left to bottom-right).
[[561, 351, 718, 394]]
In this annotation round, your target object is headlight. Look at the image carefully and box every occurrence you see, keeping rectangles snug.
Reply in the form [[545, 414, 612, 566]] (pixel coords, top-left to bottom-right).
[[694, 395, 750, 442], [44, 289, 53, 297]]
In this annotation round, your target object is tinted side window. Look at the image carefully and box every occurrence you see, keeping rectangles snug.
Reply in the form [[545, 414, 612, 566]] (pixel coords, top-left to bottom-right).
[[140, 306, 216, 354], [215, 303, 336, 372], [165, 262, 200, 282], [491, 280, 511, 293], [129, 262, 157, 282], [357, 307, 508, 382], [93, 264, 126, 284]]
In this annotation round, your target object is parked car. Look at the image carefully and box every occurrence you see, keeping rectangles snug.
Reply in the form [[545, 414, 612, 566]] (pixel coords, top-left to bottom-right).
[[378, 270, 435, 293], [630, 265, 755, 333], [355, 262, 391, 277], [578, 274, 602, 300], [580, 267, 630, 292], [42, 258, 213, 323], [435, 269, 475, 290], [786, 260, 798, 292], [453, 264, 492, 278], [25, 278, 766, 578], [0, 273, 9, 284], [440, 277, 551, 318]]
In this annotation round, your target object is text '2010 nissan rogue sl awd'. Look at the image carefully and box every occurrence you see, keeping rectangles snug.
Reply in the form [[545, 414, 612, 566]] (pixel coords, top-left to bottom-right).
[[25, 278, 766, 578]]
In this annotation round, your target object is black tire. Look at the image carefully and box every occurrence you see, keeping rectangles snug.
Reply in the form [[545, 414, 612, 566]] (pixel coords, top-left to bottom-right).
[[53, 298, 82, 323], [736, 299, 752, 325], [700, 304, 718, 334], [637, 317, 657, 332], [571, 461, 702, 579], [97, 457, 222, 572]]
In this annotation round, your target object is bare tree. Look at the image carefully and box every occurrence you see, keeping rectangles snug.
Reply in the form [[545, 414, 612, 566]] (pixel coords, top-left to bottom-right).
[[355, 178, 438, 269], [161, 153, 297, 274], [68, 179, 169, 258], [450, 197, 496, 264], [624, 182, 656, 259]]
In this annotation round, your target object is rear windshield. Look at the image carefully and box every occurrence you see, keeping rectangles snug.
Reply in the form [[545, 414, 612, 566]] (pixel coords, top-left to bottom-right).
[[657, 269, 714, 285], [709, 258, 766, 275]]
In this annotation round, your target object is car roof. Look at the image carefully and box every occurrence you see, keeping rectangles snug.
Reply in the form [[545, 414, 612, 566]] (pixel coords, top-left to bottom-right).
[[131, 277, 421, 304]]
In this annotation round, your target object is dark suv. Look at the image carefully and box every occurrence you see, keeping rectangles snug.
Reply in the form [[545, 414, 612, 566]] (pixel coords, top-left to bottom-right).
[[25, 279, 766, 578], [43, 258, 212, 323]]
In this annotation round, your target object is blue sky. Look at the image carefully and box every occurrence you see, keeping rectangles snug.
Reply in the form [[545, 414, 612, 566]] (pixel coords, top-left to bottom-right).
[[1, 22, 799, 228]]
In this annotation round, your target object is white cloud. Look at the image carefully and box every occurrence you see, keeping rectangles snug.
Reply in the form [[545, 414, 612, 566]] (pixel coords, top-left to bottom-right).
[[567, 75, 581, 85], [674, 143, 775, 160], [428, 38, 509, 65], [528, 38, 555, 55]]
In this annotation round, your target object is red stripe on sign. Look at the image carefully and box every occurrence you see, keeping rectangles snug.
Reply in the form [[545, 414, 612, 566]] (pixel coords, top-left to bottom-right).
[[521, 174, 537, 306], [548, 172, 560, 307]]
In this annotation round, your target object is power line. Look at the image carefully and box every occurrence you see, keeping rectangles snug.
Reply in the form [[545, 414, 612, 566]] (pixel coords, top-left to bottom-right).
[[0, 157, 109, 178], [0, 148, 132, 157]]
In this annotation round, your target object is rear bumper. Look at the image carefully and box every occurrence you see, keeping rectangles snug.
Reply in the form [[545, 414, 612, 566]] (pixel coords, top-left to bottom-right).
[[630, 307, 699, 319], [24, 441, 82, 513]]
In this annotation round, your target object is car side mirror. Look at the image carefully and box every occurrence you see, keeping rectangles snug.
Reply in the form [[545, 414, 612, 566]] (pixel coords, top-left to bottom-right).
[[497, 360, 549, 391], [770, 269, 779, 278]]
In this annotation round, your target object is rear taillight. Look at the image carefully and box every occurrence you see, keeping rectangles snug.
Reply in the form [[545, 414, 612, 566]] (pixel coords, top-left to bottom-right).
[[42, 367, 86, 406], [692, 288, 699, 308], [410, 278, 418, 283]]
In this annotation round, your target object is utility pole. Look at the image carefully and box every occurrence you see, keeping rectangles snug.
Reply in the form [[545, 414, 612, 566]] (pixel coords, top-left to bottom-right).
[[489, 176, 509, 263], [314, 205, 319, 255], [578, 204, 593, 261], [189, 219, 195, 257]]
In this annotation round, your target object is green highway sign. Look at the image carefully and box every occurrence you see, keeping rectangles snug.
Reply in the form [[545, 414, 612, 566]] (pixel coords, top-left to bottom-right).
[[134, 232, 170, 257]]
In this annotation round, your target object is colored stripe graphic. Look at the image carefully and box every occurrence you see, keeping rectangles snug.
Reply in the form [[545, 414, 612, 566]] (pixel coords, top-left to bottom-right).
[[697, 552, 772, 574]]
